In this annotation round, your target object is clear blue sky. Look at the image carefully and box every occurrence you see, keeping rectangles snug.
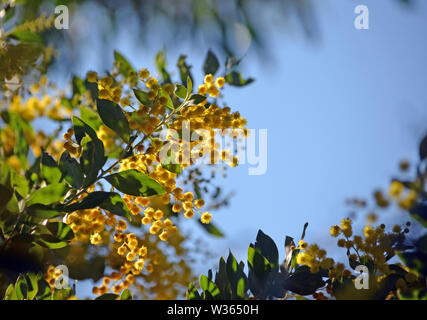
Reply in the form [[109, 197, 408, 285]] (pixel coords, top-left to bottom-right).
[[49, 0, 427, 292]]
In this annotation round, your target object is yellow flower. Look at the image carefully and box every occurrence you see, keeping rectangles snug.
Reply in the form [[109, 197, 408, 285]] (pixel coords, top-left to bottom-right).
[[184, 210, 194, 219], [329, 225, 341, 237], [204, 74, 214, 83], [298, 240, 308, 250], [392, 225, 401, 233], [215, 77, 225, 88], [90, 232, 102, 245], [201, 212, 212, 224], [389, 180, 404, 199], [134, 258, 145, 270], [86, 71, 98, 83], [139, 68, 150, 79], [337, 239, 346, 247]]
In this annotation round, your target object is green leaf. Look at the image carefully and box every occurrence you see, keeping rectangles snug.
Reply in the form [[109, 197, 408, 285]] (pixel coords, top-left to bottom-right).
[[26, 182, 68, 206], [197, 220, 224, 237], [247, 245, 271, 279], [36, 234, 69, 249], [161, 150, 181, 175], [14, 275, 27, 300], [72, 117, 106, 187], [41, 152, 61, 184], [226, 251, 247, 299], [255, 230, 279, 271], [188, 94, 206, 106], [72, 76, 86, 96], [72, 116, 101, 145], [133, 89, 152, 106], [100, 192, 132, 220], [203, 50, 220, 75], [85, 80, 99, 101], [214, 257, 232, 299], [79, 106, 103, 131], [120, 289, 132, 300], [420, 134, 427, 161], [0, 184, 13, 214], [155, 50, 171, 83], [177, 55, 193, 85], [96, 99, 130, 143], [63, 191, 132, 221], [174, 84, 187, 100], [25, 273, 40, 300], [96, 293, 119, 300], [409, 203, 427, 227], [159, 89, 174, 110], [9, 30, 42, 43], [27, 204, 63, 219], [186, 75, 193, 95], [199, 275, 220, 299], [46, 222, 74, 241], [52, 288, 71, 300], [63, 191, 111, 211], [225, 71, 254, 87], [4, 284, 17, 300], [186, 283, 202, 300], [283, 267, 325, 296], [398, 251, 427, 276], [114, 51, 136, 78], [59, 151, 84, 189], [104, 169, 165, 197]]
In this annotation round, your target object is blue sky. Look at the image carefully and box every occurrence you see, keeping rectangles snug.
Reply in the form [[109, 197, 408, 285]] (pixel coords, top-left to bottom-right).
[[49, 0, 427, 292]]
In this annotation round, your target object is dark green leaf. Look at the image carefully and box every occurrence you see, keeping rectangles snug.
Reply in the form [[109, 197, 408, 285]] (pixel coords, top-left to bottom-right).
[[27, 204, 63, 219], [188, 94, 206, 106], [203, 50, 220, 75], [409, 203, 427, 227], [225, 71, 254, 87], [177, 55, 193, 85], [96, 99, 130, 143], [104, 169, 165, 197], [197, 220, 224, 237], [72, 76, 86, 96], [46, 222, 74, 241], [96, 293, 119, 300], [133, 89, 152, 106], [255, 230, 279, 271], [59, 151, 83, 189]]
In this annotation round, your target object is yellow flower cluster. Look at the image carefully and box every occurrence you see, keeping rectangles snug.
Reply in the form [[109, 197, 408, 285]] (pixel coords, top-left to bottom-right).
[[198, 74, 225, 98], [66, 207, 108, 244], [92, 271, 133, 296], [388, 180, 417, 210], [296, 242, 334, 274], [63, 128, 82, 158], [43, 265, 63, 289], [98, 76, 122, 103]]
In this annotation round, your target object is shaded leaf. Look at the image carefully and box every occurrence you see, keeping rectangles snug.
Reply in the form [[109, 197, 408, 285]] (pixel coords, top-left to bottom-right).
[[96, 99, 130, 143], [203, 50, 220, 75], [104, 169, 165, 197]]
